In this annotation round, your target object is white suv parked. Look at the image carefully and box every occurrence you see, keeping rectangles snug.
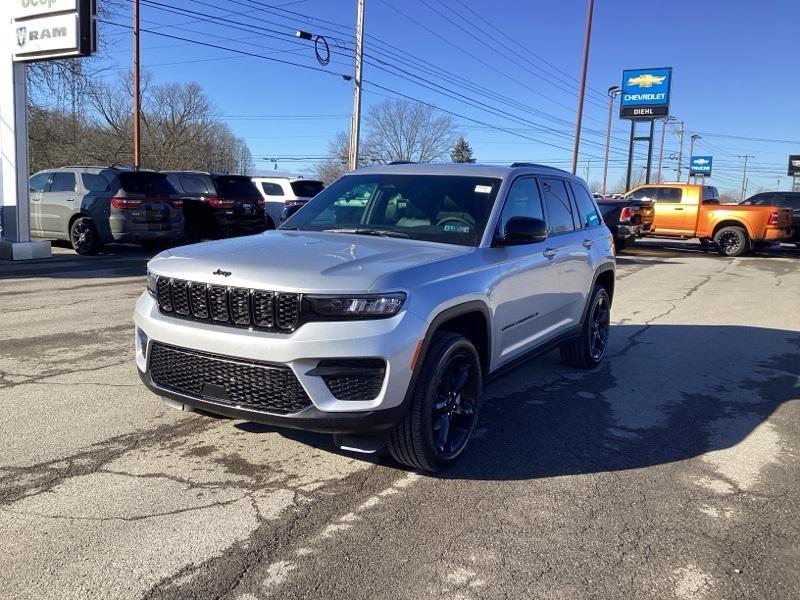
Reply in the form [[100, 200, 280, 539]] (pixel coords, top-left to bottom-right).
[[135, 163, 615, 471], [252, 175, 324, 228]]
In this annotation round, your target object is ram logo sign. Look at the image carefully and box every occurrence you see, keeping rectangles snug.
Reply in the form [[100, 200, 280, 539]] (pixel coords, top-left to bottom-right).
[[690, 156, 713, 177], [11, 13, 81, 62], [620, 67, 672, 120]]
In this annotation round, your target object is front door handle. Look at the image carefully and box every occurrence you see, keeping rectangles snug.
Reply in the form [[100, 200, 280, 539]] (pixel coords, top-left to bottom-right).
[[543, 248, 557, 259], [66, 197, 76, 202], [674, 207, 684, 211], [582, 239, 594, 248]]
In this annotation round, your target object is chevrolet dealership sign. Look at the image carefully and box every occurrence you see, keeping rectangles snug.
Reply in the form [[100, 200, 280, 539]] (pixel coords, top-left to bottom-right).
[[689, 156, 713, 177], [11, 0, 94, 62], [620, 67, 672, 119]]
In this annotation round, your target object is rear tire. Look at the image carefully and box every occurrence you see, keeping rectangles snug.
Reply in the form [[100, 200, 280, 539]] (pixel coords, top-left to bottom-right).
[[388, 332, 481, 472], [713, 226, 748, 257], [69, 217, 101, 255], [560, 285, 611, 369], [614, 238, 628, 252]]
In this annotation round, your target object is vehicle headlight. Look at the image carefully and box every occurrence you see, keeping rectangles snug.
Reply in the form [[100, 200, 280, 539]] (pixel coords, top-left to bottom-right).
[[305, 293, 406, 320], [147, 271, 158, 297]]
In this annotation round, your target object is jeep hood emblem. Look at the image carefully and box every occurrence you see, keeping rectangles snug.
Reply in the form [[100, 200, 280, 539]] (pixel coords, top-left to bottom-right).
[[212, 269, 232, 277]]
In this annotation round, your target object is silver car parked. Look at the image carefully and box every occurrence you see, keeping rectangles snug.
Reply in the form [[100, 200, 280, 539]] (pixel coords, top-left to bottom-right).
[[29, 166, 184, 255]]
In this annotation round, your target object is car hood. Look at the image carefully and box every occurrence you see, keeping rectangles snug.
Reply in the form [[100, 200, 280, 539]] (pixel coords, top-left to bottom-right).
[[148, 230, 472, 293]]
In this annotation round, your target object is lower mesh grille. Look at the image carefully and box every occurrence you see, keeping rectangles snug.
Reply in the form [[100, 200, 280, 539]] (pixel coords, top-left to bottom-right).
[[311, 359, 386, 401], [148, 343, 312, 415]]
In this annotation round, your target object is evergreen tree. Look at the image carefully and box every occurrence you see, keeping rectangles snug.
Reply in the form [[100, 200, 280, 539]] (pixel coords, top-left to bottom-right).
[[450, 136, 476, 163]]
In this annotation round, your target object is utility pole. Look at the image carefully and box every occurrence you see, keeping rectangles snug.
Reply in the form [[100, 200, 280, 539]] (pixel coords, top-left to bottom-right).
[[133, 0, 141, 169], [571, 0, 595, 174], [348, 0, 366, 171], [675, 121, 684, 181], [601, 86, 620, 195], [656, 117, 669, 183], [738, 155, 754, 200], [687, 134, 700, 183], [584, 159, 591, 182]]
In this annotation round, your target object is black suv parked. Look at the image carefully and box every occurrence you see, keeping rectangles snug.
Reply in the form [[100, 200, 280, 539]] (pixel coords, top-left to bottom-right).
[[164, 172, 268, 242], [742, 191, 800, 246]]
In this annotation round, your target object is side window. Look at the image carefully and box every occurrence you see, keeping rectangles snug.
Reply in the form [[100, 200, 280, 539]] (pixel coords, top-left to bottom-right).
[[49, 172, 77, 193], [81, 173, 110, 192], [166, 175, 183, 193], [627, 187, 683, 202], [540, 177, 576, 234], [261, 182, 284, 196], [180, 176, 210, 195], [497, 177, 545, 235], [569, 182, 602, 228], [29, 173, 50, 193]]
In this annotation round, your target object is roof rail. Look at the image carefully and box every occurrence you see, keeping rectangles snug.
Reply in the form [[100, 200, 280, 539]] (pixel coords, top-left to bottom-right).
[[388, 161, 415, 165], [510, 162, 571, 174]]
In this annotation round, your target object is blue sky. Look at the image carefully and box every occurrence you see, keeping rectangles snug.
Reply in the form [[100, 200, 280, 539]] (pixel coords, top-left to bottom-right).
[[98, 0, 799, 194]]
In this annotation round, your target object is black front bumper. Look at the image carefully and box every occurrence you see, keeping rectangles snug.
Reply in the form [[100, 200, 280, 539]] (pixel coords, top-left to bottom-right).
[[138, 367, 406, 434]]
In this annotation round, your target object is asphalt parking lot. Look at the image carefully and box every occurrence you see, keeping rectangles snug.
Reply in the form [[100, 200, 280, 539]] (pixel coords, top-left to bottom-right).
[[1, 240, 798, 600]]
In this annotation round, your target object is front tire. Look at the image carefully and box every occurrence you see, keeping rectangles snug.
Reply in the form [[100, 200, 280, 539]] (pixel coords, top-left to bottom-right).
[[388, 332, 481, 472], [560, 285, 611, 369], [70, 217, 101, 255], [714, 226, 748, 257]]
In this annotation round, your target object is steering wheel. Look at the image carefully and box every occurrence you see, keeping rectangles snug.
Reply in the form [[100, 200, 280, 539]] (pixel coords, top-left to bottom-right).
[[436, 216, 473, 229]]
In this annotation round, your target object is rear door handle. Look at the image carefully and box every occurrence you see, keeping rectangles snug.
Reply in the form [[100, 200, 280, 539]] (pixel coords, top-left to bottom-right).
[[674, 207, 684, 211], [582, 239, 593, 248], [543, 248, 558, 259]]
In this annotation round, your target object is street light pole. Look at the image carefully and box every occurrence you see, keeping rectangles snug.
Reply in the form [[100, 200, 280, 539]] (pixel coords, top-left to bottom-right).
[[675, 121, 684, 181], [571, 0, 595, 175], [687, 134, 700, 183], [656, 116, 675, 183], [347, 0, 366, 172], [133, 0, 141, 169], [601, 85, 620, 195]]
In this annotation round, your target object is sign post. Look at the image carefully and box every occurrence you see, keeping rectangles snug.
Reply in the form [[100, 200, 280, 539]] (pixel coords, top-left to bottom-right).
[[619, 67, 672, 191], [788, 155, 800, 192], [0, 0, 95, 260]]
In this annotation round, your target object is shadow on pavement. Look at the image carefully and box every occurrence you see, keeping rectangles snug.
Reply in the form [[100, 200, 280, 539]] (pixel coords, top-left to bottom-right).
[[239, 324, 799, 479], [0, 244, 158, 280]]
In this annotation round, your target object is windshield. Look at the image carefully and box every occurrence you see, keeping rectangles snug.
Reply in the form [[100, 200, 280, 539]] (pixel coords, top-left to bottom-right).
[[281, 174, 502, 246], [215, 176, 261, 199], [290, 180, 324, 198]]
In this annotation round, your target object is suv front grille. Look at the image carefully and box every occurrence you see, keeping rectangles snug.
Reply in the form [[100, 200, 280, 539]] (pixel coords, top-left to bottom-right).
[[156, 277, 300, 332], [148, 343, 312, 415]]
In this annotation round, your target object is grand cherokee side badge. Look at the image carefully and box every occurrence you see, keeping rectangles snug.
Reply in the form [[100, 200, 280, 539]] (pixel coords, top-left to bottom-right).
[[213, 269, 232, 277]]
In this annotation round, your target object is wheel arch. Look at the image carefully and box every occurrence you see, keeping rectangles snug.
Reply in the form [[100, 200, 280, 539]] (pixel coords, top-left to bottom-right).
[[579, 263, 615, 326], [67, 212, 91, 235], [711, 219, 751, 240], [425, 301, 492, 376]]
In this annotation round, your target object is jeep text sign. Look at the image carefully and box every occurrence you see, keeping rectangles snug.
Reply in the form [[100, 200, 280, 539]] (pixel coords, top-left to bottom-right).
[[14, 0, 78, 20], [620, 67, 672, 119], [12, 13, 80, 61], [690, 156, 713, 176], [788, 155, 800, 177]]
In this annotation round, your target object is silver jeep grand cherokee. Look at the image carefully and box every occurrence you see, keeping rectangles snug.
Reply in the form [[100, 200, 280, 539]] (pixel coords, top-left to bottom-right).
[[134, 163, 615, 471]]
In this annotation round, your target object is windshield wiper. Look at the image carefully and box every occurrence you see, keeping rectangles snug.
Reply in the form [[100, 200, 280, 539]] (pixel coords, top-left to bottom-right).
[[323, 227, 411, 239]]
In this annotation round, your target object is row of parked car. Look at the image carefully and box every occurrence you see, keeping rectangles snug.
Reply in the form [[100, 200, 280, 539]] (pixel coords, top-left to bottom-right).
[[592, 183, 798, 256], [27, 166, 324, 254]]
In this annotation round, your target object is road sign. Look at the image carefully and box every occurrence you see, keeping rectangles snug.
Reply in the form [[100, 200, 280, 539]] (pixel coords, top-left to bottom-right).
[[620, 67, 672, 120], [788, 155, 800, 177], [13, 0, 78, 20], [690, 156, 713, 176], [11, 0, 94, 63]]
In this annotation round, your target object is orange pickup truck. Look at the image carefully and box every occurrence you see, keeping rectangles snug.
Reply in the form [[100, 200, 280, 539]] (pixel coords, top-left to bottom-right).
[[624, 183, 793, 256]]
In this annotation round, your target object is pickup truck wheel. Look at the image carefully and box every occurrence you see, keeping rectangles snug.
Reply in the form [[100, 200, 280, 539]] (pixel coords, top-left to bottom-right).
[[70, 217, 102, 255], [560, 285, 611, 369], [714, 226, 748, 257], [388, 332, 481, 472]]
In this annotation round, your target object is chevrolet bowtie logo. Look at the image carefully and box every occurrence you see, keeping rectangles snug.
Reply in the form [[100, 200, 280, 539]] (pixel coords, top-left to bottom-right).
[[627, 74, 666, 88], [213, 269, 232, 277]]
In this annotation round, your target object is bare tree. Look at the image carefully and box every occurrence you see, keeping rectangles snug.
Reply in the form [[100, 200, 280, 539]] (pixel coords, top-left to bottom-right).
[[314, 132, 353, 184]]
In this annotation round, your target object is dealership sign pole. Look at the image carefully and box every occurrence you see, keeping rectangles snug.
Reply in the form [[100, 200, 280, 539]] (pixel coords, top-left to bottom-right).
[[788, 155, 800, 192], [619, 67, 672, 191], [0, 0, 95, 260]]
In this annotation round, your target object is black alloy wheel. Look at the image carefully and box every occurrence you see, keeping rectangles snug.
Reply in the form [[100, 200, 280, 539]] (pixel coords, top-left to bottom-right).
[[589, 292, 611, 362], [713, 226, 748, 257], [70, 217, 100, 255], [560, 285, 611, 369], [388, 332, 482, 472]]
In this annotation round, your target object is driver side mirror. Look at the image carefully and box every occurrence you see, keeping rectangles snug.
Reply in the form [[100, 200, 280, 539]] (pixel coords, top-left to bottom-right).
[[499, 216, 548, 246]]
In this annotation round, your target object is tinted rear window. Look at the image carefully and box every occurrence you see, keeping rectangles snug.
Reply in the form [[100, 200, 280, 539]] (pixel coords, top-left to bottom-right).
[[215, 176, 260, 198], [290, 180, 324, 198], [118, 172, 177, 196]]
